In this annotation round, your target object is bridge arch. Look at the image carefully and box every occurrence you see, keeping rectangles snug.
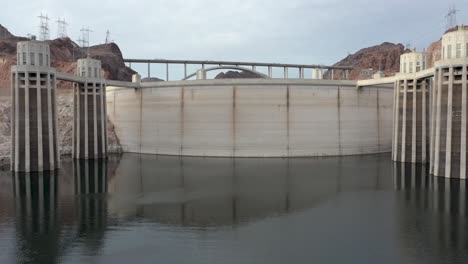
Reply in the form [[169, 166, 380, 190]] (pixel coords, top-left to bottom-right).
[[183, 66, 270, 80]]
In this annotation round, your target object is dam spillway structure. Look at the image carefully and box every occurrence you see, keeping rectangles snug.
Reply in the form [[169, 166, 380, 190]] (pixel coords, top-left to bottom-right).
[[392, 50, 431, 164], [73, 58, 107, 159], [430, 25, 468, 179], [11, 40, 60, 172]]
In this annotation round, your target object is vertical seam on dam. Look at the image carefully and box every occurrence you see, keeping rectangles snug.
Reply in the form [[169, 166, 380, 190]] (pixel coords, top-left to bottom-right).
[[337, 86, 342, 155], [180, 87, 185, 155], [287, 85, 290, 156], [462, 66, 467, 179], [139, 88, 143, 153], [377, 89, 381, 152], [357, 89, 362, 154], [232, 86, 236, 157]]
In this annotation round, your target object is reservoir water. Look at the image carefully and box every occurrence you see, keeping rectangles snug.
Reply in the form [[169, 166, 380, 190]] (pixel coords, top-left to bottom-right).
[[0, 153, 467, 263]]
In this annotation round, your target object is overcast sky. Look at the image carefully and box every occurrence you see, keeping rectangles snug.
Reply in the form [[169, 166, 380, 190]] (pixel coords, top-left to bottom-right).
[[2, 0, 467, 67]]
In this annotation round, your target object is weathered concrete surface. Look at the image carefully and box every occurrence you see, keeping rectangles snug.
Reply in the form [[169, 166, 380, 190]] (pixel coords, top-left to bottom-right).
[[0, 89, 121, 166], [107, 79, 393, 157], [392, 77, 431, 164], [430, 60, 468, 179]]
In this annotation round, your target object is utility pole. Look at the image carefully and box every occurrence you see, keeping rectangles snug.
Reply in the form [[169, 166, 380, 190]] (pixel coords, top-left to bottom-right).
[[77, 27, 92, 57], [38, 13, 50, 41], [105, 30, 113, 44], [405, 42, 412, 51], [56, 18, 68, 38], [445, 5, 459, 30], [78, 27, 91, 47]]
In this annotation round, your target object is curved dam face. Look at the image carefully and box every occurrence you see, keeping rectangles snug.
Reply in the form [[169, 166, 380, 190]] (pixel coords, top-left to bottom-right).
[[107, 79, 393, 157]]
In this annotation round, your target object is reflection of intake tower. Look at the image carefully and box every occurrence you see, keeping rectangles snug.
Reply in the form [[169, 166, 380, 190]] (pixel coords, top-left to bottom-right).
[[73, 58, 107, 159], [11, 40, 60, 172], [392, 51, 430, 163], [430, 25, 468, 178]]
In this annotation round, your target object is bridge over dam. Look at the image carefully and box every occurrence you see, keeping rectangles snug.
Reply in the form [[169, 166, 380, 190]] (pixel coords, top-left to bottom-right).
[[9, 25, 468, 179]]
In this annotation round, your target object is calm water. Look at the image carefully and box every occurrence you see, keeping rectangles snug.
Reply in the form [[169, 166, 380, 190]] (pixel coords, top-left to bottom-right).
[[0, 153, 468, 264]]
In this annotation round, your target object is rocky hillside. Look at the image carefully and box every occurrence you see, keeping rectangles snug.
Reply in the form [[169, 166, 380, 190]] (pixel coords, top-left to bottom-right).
[[426, 39, 441, 68], [0, 24, 135, 91], [142, 77, 164, 82], [0, 24, 14, 39], [329, 42, 409, 80], [215, 70, 265, 79]]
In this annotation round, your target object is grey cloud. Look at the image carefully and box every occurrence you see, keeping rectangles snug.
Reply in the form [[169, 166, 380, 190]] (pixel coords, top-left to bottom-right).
[[2, 0, 467, 67]]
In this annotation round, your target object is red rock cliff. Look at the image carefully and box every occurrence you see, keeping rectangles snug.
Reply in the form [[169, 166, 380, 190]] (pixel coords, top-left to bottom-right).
[[0, 24, 135, 91], [330, 42, 409, 80]]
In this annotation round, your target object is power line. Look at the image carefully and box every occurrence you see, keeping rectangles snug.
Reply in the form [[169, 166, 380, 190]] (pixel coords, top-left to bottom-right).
[[105, 29, 113, 44], [77, 27, 92, 48], [56, 18, 68, 38], [445, 4, 459, 30], [38, 13, 50, 41]]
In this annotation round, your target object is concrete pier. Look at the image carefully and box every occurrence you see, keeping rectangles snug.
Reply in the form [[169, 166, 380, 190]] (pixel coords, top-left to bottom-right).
[[429, 25, 468, 178], [11, 40, 60, 172], [430, 61, 468, 178], [392, 77, 430, 163], [73, 58, 107, 159]]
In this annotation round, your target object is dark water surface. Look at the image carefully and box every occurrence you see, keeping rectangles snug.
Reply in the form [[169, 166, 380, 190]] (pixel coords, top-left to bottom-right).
[[1, 153, 468, 264]]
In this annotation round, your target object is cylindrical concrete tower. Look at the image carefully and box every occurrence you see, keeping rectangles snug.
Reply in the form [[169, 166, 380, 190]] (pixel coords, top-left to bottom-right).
[[430, 25, 468, 178], [196, 69, 206, 80], [11, 40, 60, 172], [312, 68, 323, 79], [392, 77, 431, 163], [400, 51, 428, 74], [73, 57, 107, 159]]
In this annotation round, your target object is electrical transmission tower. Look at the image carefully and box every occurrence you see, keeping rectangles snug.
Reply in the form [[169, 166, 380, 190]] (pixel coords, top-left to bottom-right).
[[56, 18, 68, 38], [405, 42, 412, 51], [445, 5, 459, 30], [38, 13, 50, 40], [105, 30, 113, 44], [78, 27, 92, 47]]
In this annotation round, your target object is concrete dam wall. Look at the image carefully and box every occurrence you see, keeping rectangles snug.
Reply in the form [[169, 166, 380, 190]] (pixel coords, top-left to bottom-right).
[[106, 79, 393, 157]]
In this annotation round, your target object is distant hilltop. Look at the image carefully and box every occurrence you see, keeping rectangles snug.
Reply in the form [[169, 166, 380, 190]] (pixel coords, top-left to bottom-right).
[[0, 24, 14, 39], [330, 31, 450, 80], [330, 42, 408, 80], [0, 24, 135, 91]]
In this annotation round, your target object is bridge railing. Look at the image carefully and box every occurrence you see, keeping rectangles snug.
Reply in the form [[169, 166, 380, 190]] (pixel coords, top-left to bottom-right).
[[123, 58, 353, 81]]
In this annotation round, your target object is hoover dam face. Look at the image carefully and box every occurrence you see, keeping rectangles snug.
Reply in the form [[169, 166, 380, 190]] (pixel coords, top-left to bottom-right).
[[107, 79, 393, 157]]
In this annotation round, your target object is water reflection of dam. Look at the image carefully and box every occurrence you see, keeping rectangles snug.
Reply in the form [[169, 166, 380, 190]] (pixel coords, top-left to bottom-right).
[[107, 154, 393, 225], [2, 156, 468, 263], [0, 154, 397, 262], [0, 154, 395, 228], [393, 162, 468, 262], [0, 159, 115, 264]]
